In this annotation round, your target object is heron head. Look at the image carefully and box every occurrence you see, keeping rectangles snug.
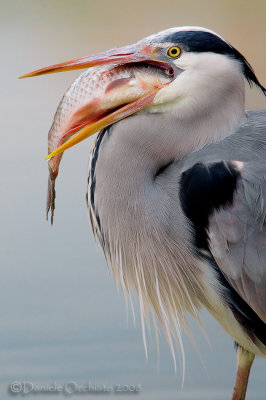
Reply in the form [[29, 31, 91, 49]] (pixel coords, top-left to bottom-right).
[[138, 26, 265, 117], [20, 26, 265, 159]]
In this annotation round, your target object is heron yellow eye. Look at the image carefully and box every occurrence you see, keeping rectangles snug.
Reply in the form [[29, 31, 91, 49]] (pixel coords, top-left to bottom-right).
[[167, 46, 181, 58]]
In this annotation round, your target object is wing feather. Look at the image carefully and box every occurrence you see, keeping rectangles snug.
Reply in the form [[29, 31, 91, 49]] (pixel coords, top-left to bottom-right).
[[209, 161, 266, 322]]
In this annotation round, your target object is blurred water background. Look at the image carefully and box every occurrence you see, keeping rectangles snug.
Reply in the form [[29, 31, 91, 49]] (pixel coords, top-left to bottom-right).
[[1, 1, 265, 399]]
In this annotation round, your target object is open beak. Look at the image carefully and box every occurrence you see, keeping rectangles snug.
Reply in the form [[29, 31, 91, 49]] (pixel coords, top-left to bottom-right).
[[21, 43, 174, 159]]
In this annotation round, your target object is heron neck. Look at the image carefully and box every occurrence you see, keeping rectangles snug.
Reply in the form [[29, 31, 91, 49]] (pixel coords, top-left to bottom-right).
[[92, 98, 246, 239], [91, 107, 232, 329], [105, 101, 246, 170]]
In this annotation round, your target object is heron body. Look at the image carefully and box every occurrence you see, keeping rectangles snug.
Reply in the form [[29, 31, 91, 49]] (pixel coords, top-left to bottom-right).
[[88, 109, 266, 361], [23, 26, 266, 399]]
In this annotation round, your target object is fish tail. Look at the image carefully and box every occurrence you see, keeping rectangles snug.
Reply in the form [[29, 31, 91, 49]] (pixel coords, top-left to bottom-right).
[[46, 174, 56, 225]]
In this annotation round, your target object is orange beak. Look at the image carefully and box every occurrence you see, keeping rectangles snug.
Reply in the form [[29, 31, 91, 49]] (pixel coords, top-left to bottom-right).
[[20, 43, 153, 78], [20, 43, 173, 159]]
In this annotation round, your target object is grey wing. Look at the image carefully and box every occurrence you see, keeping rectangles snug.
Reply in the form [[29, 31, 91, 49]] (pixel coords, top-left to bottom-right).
[[209, 160, 266, 322]]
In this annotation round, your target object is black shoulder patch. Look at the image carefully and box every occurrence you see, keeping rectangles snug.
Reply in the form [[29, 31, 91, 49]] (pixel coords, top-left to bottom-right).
[[162, 31, 265, 94], [179, 160, 266, 344], [179, 161, 239, 251]]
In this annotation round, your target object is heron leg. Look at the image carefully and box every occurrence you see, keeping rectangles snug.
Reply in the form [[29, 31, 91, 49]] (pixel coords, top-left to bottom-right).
[[232, 345, 255, 400]]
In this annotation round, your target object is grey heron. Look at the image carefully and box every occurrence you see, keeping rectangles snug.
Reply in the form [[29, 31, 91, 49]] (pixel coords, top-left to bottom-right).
[[21, 26, 266, 400]]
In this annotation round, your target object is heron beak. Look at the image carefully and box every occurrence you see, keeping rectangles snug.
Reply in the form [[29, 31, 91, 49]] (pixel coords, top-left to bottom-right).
[[21, 44, 173, 159]]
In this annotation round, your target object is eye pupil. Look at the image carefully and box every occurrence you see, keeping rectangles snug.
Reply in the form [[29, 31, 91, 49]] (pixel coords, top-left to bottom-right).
[[171, 49, 177, 54]]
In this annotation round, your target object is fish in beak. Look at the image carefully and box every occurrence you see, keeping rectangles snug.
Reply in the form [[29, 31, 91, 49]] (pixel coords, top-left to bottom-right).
[[21, 44, 176, 223]]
